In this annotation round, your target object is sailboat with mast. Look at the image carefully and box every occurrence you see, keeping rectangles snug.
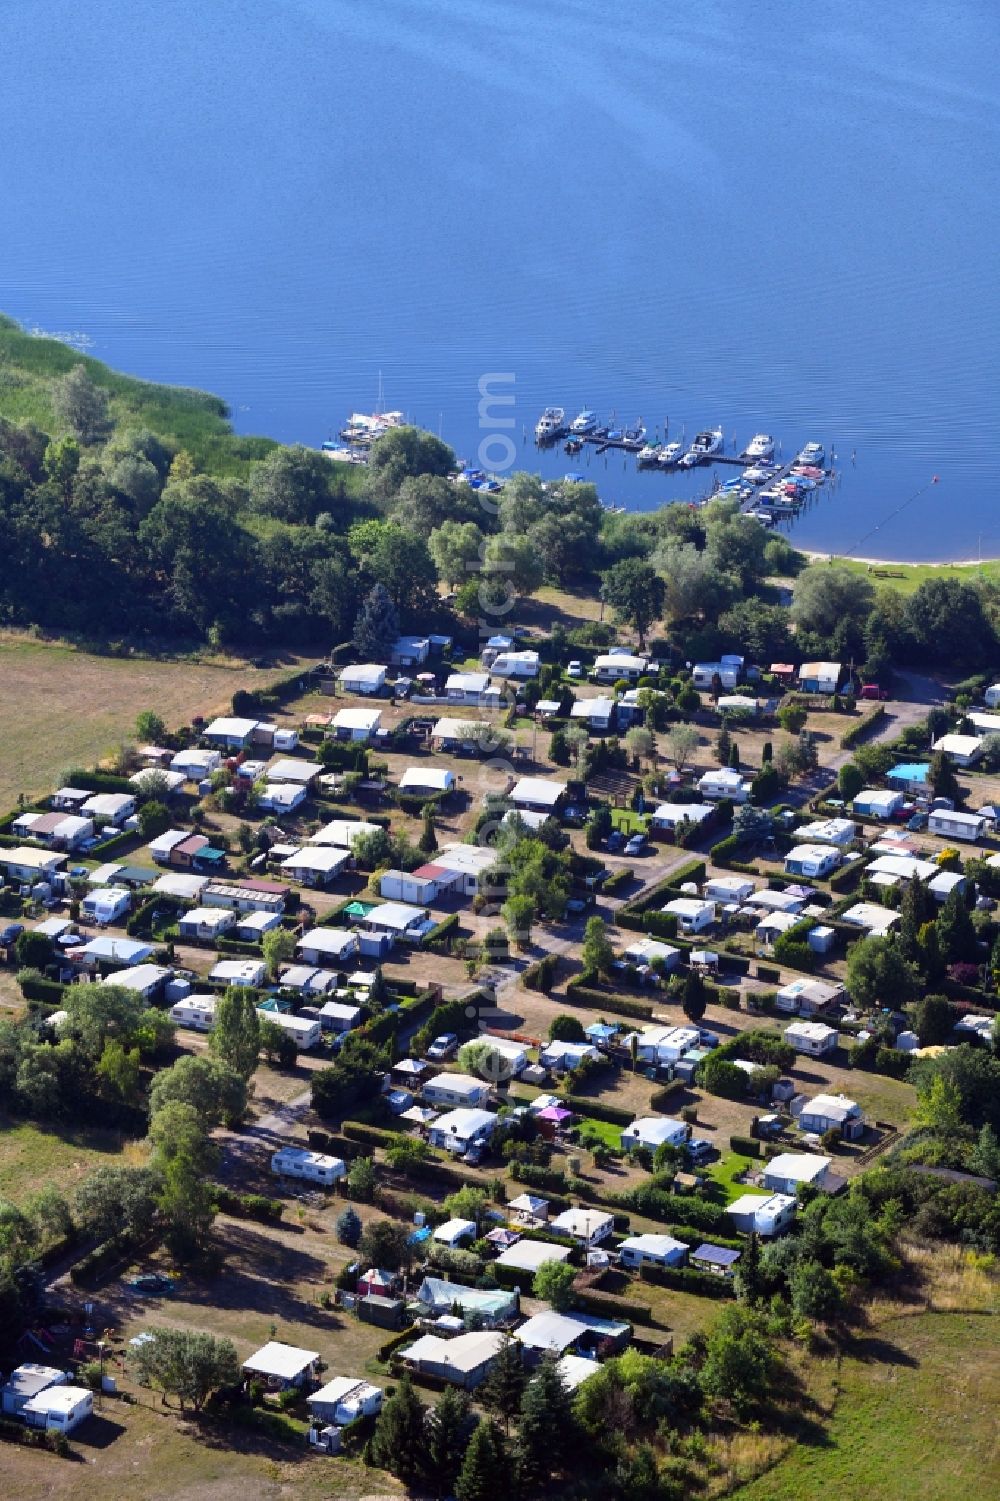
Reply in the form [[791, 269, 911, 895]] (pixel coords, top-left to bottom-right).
[[338, 372, 405, 446]]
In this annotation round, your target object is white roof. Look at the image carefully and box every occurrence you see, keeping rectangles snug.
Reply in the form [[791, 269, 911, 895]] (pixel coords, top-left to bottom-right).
[[785, 1020, 838, 1041], [623, 937, 680, 964], [755, 910, 799, 935], [0, 845, 66, 870], [280, 965, 335, 991], [728, 1192, 797, 1219], [550, 1207, 614, 1238], [399, 766, 454, 792], [429, 1106, 497, 1136], [431, 717, 491, 741], [842, 901, 900, 933], [81, 792, 134, 816], [510, 776, 567, 808], [515, 1309, 627, 1353], [280, 847, 351, 874], [652, 801, 714, 825], [432, 842, 497, 876], [594, 652, 646, 671], [365, 900, 428, 930], [260, 782, 305, 809], [425, 1072, 487, 1098], [748, 888, 806, 912], [929, 808, 987, 828], [501, 808, 550, 831], [169, 747, 220, 772], [147, 828, 191, 855], [698, 767, 752, 791], [447, 671, 492, 693], [786, 843, 839, 864], [83, 885, 131, 908], [798, 661, 841, 679], [802, 1093, 860, 1123], [662, 897, 715, 919], [853, 788, 903, 810], [309, 819, 381, 848], [205, 716, 261, 739], [405, 1330, 505, 1374], [298, 926, 358, 958], [114, 964, 171, 992], [76, 936, 151, 963], [778, 977, 840, 1003], [495, 1239, 571, 1272], [179, 905, 233, 926], [318, 999, 363, 1023], [866, 854, 937, 881], [623, 1116, 689, 1146], [799, 818, 857, 843], [307, 1376, 382, 1409], [130, 768, 187, 794], [556, 1354, 601, 1390], [433, 1218, 478, 1243], [340, 662, 386, 683], [210, 959, 266, 983], [619, 1233, 688, 1258], [22, 1385, 91, 1417], [267, 758, 320, 783], [152, 872, 209, 900], [765, 1152, 832, 1185], [570, 696, 615, 721], [243, 1341, 319, 1380], [333, 707, 382, 732], [237, 908, 283, 932], [932, 734, 982, 756], [272, 1146, 345, 1173]]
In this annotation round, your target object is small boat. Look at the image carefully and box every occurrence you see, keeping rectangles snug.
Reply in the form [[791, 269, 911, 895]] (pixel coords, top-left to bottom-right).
[[742, 433, 775, 461], [742, 466, 771, 486], [796, 442, 825, 467], [339, 409, 405, 445], [563, 472, 586, 484], [569, 409, 600, 434], [535, 406, 565, 442], [679, 427, 724, 467], [637, 442, 661, 465], [623, 421, 647, 447], [321, 443, 367, 465], [658, 441, 685, 466], [791, 464, 825, 480], [564, 436, 584, 455]]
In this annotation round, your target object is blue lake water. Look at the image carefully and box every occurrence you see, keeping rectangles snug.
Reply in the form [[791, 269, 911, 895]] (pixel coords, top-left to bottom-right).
[[1, 0, 998, 559]]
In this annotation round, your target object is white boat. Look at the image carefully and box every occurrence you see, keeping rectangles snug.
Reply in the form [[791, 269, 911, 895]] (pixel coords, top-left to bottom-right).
[[535, 407, 565, 442], [339, 409, 405, 445], [678, 427, 724, 467], [742, 433, 775, 461], [569, 409, 600, 434], [658, 441, 685, 466], [637, 442, 661, 464], [742, 466, 771, 486], [796, 442, 825, 467]]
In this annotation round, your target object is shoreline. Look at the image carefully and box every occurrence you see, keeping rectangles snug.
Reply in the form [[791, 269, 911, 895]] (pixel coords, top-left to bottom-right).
[[799, 550, 1000, 569]]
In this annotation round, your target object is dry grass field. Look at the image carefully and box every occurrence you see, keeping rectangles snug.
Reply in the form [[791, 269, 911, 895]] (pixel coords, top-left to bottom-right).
[[0, 636, 308, 809]]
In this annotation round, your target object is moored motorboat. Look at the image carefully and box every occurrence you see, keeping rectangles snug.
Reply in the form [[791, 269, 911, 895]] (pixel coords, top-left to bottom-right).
[[637, 442, 661, 465], [679, 427, 724, 467], [569, 409, 600, 434], [795, 442, 825, 467], [658, 441, 684, 466], [535, 406, 565, 442], [742, 432, 775, 461]]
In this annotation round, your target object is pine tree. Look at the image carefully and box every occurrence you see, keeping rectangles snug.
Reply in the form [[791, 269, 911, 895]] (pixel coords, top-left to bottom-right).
[[735, 1230, 762, 1305], [681, 969, 707, 1023], [514, 1354, 577, 1491], [368, 965, 389, 1009], [728, 740, 741, 770], [716, 721, 731, 765], [455, 1417, 507, 1501], [424, 1385, 474, 1499], [478, 1332, 525, 1434], [936, 885, 978, 962], [335, 1205, 361, 1246], [352, 582, 399, 661], [419, 806, 439, 855], [369, 1374, 427, 1485], [897, 875, 930, 961]]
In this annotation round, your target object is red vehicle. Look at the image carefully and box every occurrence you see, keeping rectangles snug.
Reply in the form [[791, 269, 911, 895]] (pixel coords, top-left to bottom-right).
[[860, 684, 890, 701]]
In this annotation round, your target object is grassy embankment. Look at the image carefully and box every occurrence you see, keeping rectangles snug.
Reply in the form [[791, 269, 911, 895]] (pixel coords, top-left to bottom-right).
[[800, 553, 1000, 596]]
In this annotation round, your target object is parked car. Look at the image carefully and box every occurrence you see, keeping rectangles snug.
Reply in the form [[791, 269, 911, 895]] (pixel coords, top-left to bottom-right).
[[565, 895, 594, 915], [427, 1033, 458, 1061], [567, 660, 583, 678], [606, 831, 626, 853], [624, 835, 648, 856], [860, 684, 890, 700], [686, 1138, 715, 1166], [907, 812, 928, 831], [0, 922, 24, 947], [394, 676, 413, 699]]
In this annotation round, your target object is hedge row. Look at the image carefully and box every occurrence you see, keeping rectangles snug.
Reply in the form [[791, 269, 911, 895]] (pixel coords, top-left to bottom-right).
[[212, 1185, 285, 1223], [648, 1078, 685, 1111], [562, 1094, 634, 1127], [730, 1134, 762, 1158], [562, 980, 655, 1021], [342, 1120, 398, 1149], [0, 1416, 69, 1455], [425, 913, 460, 950], [378, 1324, 422, 1363], [602, 866, 633, 894], [70, 1234, 140, 1287], [636, 1263, 735, 1299], [840, 704, 887, 749], [573, 1288, 651, 1325], [17, 973, 66, 1005]]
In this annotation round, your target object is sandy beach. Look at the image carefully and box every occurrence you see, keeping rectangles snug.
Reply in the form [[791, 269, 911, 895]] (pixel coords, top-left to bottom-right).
[[800, 550, 1000, 569]]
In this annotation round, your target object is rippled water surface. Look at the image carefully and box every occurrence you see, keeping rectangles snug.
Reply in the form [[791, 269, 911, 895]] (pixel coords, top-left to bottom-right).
[[1, 0, 997, 558]]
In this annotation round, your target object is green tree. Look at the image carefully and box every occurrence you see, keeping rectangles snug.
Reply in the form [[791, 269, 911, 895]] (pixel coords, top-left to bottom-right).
[[442, 1185, 490, 1228], [132, 1327, 239, 1411], [247, 444, 334, 524], [501, 893, 534, 950], [13, 930, 53, 972], [734, 1230, 762, 1306], [52, 363, 112, 445], [908, 993, 956, 1046], [845, 936, 920, 1010], [422, 1392, 475, 1499], [335, 1204, 362, 1246], [262, 927, 296, 980], [548, 1013, 586, 1043], [716, 721, 732, 765], [258, 1018, 297, 1068], [137, 799, 171, 839], [790, 566, 874, 638], [148, 1054, 248, 1128], [455, 1416, 507, 1501], [665, 723, 699, 769], [352, 581, 399, 660], [790, 1259, 844, 1323], [63, 983, 146, 1058], [95, 1039, 141, 1103], [929, 749, 962, 804], [600, 559, 665, 649], [914, 1071, 965, 1132], [358, 1217, 411, 1272], [347, 1155, 377, 1201], [75, 1165, 158, 1242], [838, 761, 864, 800], [777, 703, 807, 734], [936, 885, 979, 963], [369, 1374, 428, 1485], [910, 1045, 1000, 1129], [700, 1305, 778, 1417], [419, 807, 439, 855], [581, 915, 614, 977], [681, 968, 707, 1023], [147, 1101, 217, 1255], [209, 987, 261, 1079], [625, 725, 655, 764], [134, 709, 167, 743], [532, 1259, 576, 1312], [478, 1331, 525, 1433], [515, 1354, 578, 1490]]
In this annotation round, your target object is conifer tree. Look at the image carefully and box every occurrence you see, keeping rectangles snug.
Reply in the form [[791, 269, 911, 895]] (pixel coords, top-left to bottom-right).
[[478, 1332, 525, 1434], [369, 1374, 427, 1485], [424, 1385, 475, 1499], [419, 806, 439, 855], [455, 1417, 507, 1501], [936, 885, 978, 963], [514, 1354, 577, 1491], [352, 582, 399, 661]]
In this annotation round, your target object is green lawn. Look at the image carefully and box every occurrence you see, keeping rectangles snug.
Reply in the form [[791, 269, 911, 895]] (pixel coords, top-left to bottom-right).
[[704, 1151, 758, 1203], [0, 1114, 130, 1202], [611, 807, 649, 833], [796, 553, 1000, 596], [734, 1310, 1000, 1501], [577, 1116, 623, 1149]]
